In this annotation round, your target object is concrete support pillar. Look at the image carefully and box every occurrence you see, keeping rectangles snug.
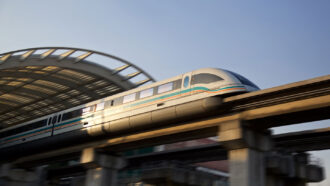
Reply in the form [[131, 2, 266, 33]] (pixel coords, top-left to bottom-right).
[[274, 153, 309, 186], [80, 148, 126, 186], [229, 148, 265, 186], [85, 167, 119, 186], [265, 150, 324, 186], [265, 153, 291, 186], [0, 164, 46, 186], [218, 120, 272, 186], [283, 179, 306, 186], [284, 153, 309, 186], [70, 176, 86, 186], [266, 175, 284, 186]]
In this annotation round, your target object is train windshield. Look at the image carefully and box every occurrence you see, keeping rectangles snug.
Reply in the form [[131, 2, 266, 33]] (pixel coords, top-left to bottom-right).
[[225, 70, 259, 89], [191, 73, 223, 85]]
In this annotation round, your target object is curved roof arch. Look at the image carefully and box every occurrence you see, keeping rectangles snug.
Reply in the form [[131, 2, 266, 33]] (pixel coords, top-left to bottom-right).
[[0, 47, 155, 129]]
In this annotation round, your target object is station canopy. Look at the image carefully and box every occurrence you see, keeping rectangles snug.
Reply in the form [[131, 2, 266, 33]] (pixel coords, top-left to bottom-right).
[[0, 47, 155, 130]]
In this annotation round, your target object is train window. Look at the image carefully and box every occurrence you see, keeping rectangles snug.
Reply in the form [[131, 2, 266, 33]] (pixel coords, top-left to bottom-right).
[[184, 76, 190, 88], [85, 107, 91, 113], [15, 127, 23, 134], [2, 129, 10, 137], [48, 117, 52, 125], [52, 116, 57, 125], [140, 88, 154, 99], [4, 131, 10, 138], [6, 130, 14, 136], [62, 109, 83, 121], [62, 113, 69, 121], [104, 100, 112, 108], [95, 102, 105, 111], [173, 79, 182, 90], [82, 107, 91, 114], [42, 119, 47, 126], [0, 119, 49, 138], [32, 119, 47, 128], [57, 114, 62, 123], [5, 130, 12, 137], [113, 97, 123, 106], [191, 73, 223, 85], [158, 82, 173, 94], [123, 93, 136, 103], [1, 132, 7, 138], [225, 70, 259, 89], [74, 109, 82, 118]]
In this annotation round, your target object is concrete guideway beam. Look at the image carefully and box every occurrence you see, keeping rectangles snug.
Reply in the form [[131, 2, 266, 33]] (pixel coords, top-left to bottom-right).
[[218, 119, 273, 151], [8, 118, 330, 169], [4, 125, 325, 186]]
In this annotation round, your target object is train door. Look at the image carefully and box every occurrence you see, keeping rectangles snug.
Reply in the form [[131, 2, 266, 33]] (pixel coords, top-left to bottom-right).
[[181, 72, 192, 96], [49, 114, 62, 136]]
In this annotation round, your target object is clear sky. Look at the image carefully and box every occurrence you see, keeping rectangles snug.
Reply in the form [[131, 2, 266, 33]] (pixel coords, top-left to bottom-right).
[[0, 1, 329, 185]]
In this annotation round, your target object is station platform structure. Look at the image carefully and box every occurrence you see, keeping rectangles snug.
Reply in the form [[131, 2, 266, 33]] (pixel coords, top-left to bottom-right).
[[0, 47, 155, 130]]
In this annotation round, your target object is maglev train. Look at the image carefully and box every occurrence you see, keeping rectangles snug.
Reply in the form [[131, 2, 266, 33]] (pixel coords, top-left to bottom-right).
[[0, 68, 259, 157]]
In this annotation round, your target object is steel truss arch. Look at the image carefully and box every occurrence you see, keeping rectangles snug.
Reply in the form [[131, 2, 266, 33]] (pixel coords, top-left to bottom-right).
[[0, 47, 155, 129]]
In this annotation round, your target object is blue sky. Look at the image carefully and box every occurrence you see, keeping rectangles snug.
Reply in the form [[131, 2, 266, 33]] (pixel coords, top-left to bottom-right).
[[0, 1, 329, 185]]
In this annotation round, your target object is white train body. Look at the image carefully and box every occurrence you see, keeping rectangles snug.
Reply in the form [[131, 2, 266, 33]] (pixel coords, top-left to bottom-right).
[[0, 68, 259, 151]]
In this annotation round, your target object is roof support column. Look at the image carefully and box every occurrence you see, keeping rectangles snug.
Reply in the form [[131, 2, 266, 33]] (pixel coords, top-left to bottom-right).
[[80, 148, 126, 186], [218, 119, 272, 186]]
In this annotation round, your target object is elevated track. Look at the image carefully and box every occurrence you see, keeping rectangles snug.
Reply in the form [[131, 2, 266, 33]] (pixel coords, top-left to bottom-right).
[[7, 74, 330, 166], [1, 74, 329, 186]]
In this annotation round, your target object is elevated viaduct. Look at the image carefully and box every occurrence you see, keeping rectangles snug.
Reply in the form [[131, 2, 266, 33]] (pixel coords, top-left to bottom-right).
[[0, 47, 329, 186]]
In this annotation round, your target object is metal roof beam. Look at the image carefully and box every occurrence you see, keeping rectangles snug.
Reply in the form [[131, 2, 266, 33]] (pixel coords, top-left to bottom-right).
[[74, 52, 93, 63], [0, 98, 22, 106], [0, 71, 92, 89], [0, 54, 12, 64], [20, 50, 36, 61], [40, 49, 56, 60], [0, 84, 72, 107], [0, 102, 15, 109], [0, 72, 102, 99], [0, 79, 118, 125], [58, 50, 76, 61]]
